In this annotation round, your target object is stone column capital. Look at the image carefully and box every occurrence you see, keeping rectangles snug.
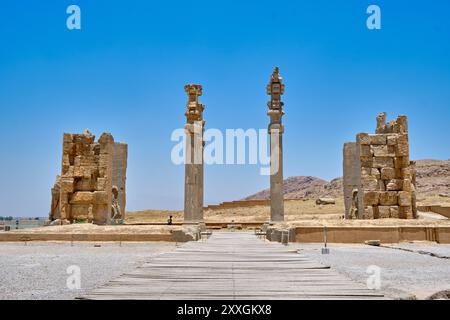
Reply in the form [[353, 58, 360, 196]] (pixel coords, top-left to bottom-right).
[[268, 123, 284, 134]]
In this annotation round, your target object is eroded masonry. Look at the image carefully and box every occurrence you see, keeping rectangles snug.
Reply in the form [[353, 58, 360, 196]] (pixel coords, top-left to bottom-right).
[[343, 113, 417, 219], [49, 130, 127, 224]]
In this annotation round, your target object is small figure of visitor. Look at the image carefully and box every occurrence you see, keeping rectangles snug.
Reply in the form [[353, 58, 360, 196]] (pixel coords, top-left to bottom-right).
[[167, 215, 173, 225]]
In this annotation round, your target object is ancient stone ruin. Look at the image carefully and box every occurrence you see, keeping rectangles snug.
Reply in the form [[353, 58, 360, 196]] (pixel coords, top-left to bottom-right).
[[343, 113, 417, 219], [267, 67, 285, 222], [49, 129, 128, 225], [183, 84, 205, 224]]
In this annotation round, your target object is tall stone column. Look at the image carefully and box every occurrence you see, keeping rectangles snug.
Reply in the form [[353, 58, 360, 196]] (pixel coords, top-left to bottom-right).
[[183, 84, 205, 224], [267, 67, 285, 222]]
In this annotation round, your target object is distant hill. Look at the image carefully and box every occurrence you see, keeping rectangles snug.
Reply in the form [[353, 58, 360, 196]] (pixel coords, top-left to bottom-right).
[[243, 176, 343, 200], [244, 159, 450, 200], [415, 159, 450, 197]]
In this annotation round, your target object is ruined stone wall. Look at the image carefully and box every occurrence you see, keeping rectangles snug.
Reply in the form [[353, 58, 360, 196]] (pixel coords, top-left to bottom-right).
[[344, 113, 417, 219], [50, 130, 127, 224]]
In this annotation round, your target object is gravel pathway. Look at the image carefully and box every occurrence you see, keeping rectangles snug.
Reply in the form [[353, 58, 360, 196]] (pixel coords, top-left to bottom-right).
[[0, 241, 177, 300], [295, 242, 450, 299]]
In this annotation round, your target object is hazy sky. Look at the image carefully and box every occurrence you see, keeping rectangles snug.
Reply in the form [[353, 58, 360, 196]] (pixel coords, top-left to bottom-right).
[[0, 0, 449, 217]]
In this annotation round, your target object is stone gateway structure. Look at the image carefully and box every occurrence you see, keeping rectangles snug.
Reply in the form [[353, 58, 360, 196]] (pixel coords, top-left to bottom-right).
[[267, 67, 285, 222], [343, 113, 417, 219], [183, 84, 205, 224], [49, 130, 128, 225]]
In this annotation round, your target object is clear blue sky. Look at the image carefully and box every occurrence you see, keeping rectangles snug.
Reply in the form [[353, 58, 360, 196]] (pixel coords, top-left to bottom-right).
[[0, 0, 449, 217]]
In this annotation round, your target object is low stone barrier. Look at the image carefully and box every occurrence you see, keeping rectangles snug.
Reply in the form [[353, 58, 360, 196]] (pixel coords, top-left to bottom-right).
[[418, 205, 450, 218], [204, 199, 301, 210], [266, 226, 450, 244], [205, 200, 270, 210], [0, 232, 174, 242]]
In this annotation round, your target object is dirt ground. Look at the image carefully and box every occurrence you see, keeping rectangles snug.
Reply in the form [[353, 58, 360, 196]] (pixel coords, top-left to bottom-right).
[[7, 223, 181, 234], [126, 199, 345, 224]]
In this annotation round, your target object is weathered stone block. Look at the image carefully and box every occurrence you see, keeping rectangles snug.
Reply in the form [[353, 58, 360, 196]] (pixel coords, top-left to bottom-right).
[[361, 167, 371, 177], [360, 157, 373, 167], [361, 167, 380, 179], [388, 145, 396, 154], [94, 191, 109, 204], [62, 154, 71, 167], [379, 191, 398, 206], [396, 116, 408, 134], [369, 134, 387, 145], [401, 167, 411, 180], [395, 135, 409, 156], [60, 178, 74, 193], [372, 145, 394, 157], [75, 179, 92, 191], [394, 156, 410, 168], [390, 206, 399, 218], [386, 179, 403, 191], [96, 178, 107, 191], [362, 177, 379, 191], [403, 179, 412, 192], [381, 167, 396, 180], [364, 191, 379, 206], [83, 167, 94, 179], [387, 135, 398, 146], [398, 191, 412, 206], [378, 206, 391, 218], [70, 192, 94, 204], [399, 206, 413, 219], [63, 133, 73, 143], [363, 206, 374, 219], [70, 204, 90, 219], [372, 168, 381, 179], [373, 157, 394, 168], [372, 205, 379, 219], [73, 166, 84, 177], [357, 133, 370, 145], [360, 145, 372, 157]]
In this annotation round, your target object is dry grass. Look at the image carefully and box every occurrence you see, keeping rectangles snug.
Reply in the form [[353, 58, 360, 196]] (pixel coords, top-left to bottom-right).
[[125, 210, 182, 224], [9, 223, 180, 234], [202, 199, 345, 223], [125, 199, 345, 224]]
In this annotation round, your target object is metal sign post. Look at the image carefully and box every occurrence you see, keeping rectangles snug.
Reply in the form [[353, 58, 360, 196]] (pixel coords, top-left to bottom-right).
[[321, 226, 330, 254]]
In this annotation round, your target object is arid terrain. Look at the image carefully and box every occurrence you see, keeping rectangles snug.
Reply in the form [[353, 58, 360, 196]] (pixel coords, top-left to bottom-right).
[[126, 159, 450, 225]]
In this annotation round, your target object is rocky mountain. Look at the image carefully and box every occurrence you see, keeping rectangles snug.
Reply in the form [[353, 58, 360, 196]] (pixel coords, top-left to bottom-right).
[[243, 176, 344, 200], [414, 159, 450, 197], [244, 159, 450, 200]]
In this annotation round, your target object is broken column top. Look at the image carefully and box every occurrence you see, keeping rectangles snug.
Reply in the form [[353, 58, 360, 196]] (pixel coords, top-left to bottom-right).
[[266, 67, 285, 111], [184, 84, 204, 122], [375, 112, 408, 134]]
